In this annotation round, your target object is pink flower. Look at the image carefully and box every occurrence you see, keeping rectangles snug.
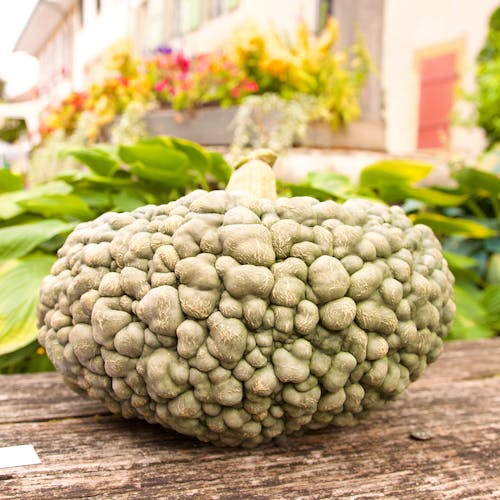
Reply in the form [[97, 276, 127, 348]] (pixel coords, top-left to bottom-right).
[[243, 80, 259, 92], [154, 79, 170, 92], [176, 53, 190, 72]]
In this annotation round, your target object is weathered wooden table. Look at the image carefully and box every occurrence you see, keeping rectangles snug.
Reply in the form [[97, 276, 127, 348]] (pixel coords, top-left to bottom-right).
[[1, 338, 499, 499]]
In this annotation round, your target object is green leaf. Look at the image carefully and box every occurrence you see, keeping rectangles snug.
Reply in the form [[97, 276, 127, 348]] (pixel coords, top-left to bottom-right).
[[453, 167, 500, 196], [112, 189, 150, 212], [485, 236, 500, 253], [62, 146, 120, 177], [166, 137, 232, 185], [0, 341, 38, 371], [57, 170, 133, 187], [0, 219, 75, 262], [119, 140, 189, 170], [0, 341, 55, 373], [307, 172, 356, 199], [128, 160, 194, 187], [360, 160, 433, 189], [285, 183, 336, 201], [0, 181, 73, 220], [481, 284, 500, 330], [448, 284, 495, 340], [119, 139, 195, 187], [169, 137, 210, 172], [0, 170, 23, 193], [0, 255, 55, 355], [207, 152, 232, 184], [77, 189, 112, 211], [412, 213, 497, 238], [486, 253, 500, 284], [444, 251, 483, 285], [18, 194, 95, 220], [366, 181, 468, 206], [443, 236, 485, 257], [0, 214, 43, 229], [443, 251, 478, 270]]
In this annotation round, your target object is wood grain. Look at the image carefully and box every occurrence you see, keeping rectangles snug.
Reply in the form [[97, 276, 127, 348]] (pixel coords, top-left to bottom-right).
[[0, 338, 499, 499]]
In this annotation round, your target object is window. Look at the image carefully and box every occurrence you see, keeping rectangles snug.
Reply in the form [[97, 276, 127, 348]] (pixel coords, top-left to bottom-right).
[[210, 0, 239, 17]]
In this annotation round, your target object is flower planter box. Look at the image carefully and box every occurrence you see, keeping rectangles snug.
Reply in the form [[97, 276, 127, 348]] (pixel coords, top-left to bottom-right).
[[145, 107, 386, 151], [145, 107, 238, 146], [300, 120, 385, 151]]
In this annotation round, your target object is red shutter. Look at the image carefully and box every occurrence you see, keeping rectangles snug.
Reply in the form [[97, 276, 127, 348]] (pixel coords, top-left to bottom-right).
[[417, 52, 458, 149]]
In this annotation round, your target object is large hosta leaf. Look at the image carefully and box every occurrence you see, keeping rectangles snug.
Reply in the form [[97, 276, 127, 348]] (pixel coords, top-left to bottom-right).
[[0, 255, 55, 355], [306, 172, 357, 199], [63, 145, 120, 177], [481, 285, 500, 330], [379, 184, 468, 206], [112, 189, 153, 212], [0, 170, 23, 193], [207, 151, 232, 184], [360, 160, 433, 188], [119, 139, 189, 170], [168, 137, 210, 172], [285, 183, 338, 201], [449, 284, 494, 340], [412, 213, 496, 238], [0, 219, 75, 262], [453, 167, 500, 196], [166, 137, 232, 185], [129, 160, 195, 187], [19, 194, 95, 220], [0, 181, 73, 220]]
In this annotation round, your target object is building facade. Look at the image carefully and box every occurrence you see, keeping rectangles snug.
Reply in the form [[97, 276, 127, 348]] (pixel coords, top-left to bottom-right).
[[16, 0, 131, 103], [15, 0, 498, 155]]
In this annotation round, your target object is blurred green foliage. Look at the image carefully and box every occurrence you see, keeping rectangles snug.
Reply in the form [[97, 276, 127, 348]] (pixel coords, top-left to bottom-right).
[[476, 6, 500, 148], [0, 118, 28, 144]]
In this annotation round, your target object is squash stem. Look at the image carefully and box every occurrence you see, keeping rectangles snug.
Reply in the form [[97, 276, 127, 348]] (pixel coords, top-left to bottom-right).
[[226, 150, 278, 201]]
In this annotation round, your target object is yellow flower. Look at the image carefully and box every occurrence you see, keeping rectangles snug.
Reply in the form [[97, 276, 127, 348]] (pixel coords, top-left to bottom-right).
[[259, 57, 289, 78], [334, 51, 347, 65], [317, 17, 339, 52], [296, 20, 310, 55]]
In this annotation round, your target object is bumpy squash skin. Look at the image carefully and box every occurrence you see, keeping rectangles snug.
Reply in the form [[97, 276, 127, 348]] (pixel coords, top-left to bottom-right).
[[38, 191, 455, 447]]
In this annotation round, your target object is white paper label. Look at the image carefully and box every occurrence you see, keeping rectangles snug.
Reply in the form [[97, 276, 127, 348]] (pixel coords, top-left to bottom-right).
[[0, 445, 41, 469]]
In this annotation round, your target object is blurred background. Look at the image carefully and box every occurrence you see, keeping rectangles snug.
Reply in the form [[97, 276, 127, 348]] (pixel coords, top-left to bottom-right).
[[1, 1, 499, 163], [1, 0, 500, 372]]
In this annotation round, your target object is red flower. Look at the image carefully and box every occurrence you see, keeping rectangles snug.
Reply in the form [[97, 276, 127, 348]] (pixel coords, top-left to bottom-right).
[[154, 79, 170, 92], [231, 87, 241, 99], [175, 53, 190, 72], [243, 80, 259, 92]]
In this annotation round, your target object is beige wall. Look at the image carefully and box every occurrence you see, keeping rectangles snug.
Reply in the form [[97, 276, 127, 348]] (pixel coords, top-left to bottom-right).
[[73, 0, 131, 89], [37, 10, 77, 102], [168, 0, 319, 54], [36, 0, 132, 98], [382, 0, 498, 156]]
